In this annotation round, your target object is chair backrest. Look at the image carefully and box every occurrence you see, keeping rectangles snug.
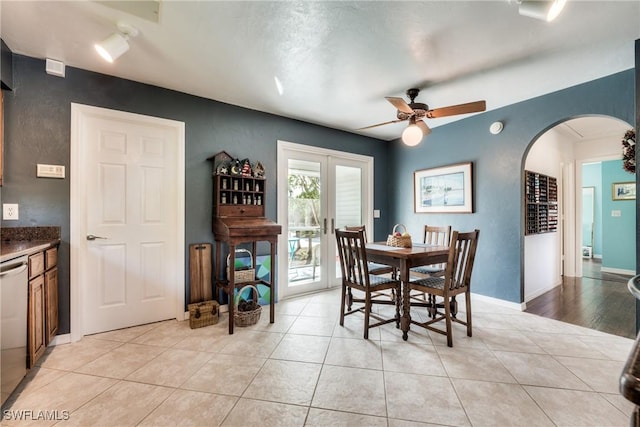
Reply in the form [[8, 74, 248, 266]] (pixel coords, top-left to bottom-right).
[[345, 225, 369, 242], [443, 229, 479, 293], [423, 225, 451, 246], [335, 229, 370, 287]]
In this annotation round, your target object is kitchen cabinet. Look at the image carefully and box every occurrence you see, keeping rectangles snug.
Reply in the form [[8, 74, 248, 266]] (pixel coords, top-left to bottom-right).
[[27, 245, 58, 367], [28, 274, 46, 367]]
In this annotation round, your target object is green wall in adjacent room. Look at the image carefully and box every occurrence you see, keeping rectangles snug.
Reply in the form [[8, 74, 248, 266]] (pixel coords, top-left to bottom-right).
[[602, 159, 636, 272]]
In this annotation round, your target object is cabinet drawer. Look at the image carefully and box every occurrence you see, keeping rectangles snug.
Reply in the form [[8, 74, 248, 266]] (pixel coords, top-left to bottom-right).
[[29, 252, 45, 279], [218, 205, 265, 217], [45, 246, 58, 269]]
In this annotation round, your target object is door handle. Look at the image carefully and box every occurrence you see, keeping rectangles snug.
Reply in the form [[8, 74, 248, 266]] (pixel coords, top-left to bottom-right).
[[86, 234, 107, 241], [331, 218, 335, 234], [323, 218, 327, 235]]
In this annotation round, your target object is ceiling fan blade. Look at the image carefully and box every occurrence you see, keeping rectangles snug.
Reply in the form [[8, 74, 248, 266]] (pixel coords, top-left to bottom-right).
[[356, 118, 407, 130], [416, 120, 432, 136], [385, 97, 414, 114], [426, 100, 486, 119]]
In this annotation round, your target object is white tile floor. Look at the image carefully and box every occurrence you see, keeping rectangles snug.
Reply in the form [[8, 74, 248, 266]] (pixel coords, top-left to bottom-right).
[[3, 288, 636, 426]]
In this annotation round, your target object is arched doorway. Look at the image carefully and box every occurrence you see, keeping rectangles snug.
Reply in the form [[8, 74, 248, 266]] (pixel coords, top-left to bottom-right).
[[523, 115, 635, 338]]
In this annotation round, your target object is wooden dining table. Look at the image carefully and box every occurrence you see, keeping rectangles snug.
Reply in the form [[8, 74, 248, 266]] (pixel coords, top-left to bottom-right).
[[365, 242, 449, 340]]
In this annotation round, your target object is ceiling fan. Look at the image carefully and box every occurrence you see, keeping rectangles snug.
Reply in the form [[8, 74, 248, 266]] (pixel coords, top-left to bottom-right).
[[358, 88, 486, 146]]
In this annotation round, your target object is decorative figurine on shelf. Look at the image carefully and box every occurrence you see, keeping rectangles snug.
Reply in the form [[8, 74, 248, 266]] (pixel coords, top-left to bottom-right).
[[253, 161, 265, 178], [230, 158, 242, 175], [216, 162, 229, 175], [240, 158, 252, 177]]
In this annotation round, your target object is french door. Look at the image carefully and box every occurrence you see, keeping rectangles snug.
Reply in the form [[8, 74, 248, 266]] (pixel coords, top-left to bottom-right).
[[277, 141, 373, 299]]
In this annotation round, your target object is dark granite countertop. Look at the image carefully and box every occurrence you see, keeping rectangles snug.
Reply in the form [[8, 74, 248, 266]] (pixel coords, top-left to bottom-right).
[[1, 226, 61, 263], [0, 240, 59, 263]]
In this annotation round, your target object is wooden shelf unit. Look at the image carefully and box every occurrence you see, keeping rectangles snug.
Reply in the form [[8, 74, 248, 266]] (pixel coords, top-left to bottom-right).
[[208, 152, 281, 334], [213, 174, 266, 218], [525, 170, 558, 235]]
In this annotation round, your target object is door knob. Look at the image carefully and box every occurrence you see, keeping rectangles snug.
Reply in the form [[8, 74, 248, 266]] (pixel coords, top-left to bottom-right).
[[86, 234, 107, 241]]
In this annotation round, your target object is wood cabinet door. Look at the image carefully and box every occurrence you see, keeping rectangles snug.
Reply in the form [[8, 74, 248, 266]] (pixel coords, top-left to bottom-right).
[[45, 267, 59, 344], [28, 275, 46, 367]]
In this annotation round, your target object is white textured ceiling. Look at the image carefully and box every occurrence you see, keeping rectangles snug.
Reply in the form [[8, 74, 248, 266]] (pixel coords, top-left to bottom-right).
[[1, 1, 639, 141]]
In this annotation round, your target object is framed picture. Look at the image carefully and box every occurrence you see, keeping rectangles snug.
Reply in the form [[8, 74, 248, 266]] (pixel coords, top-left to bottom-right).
[[612, 181, 636, 201], [414, 162, 473, 213]]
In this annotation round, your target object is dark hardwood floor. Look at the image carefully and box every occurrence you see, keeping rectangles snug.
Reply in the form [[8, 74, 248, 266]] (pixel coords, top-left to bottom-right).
[[525, 259, 636, 339]]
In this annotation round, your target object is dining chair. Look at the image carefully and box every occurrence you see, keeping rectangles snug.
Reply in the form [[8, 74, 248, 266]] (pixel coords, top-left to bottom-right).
[[345, 225, 397, 302], [345, 225, 396, 277], [410, 225, 451, 277], [409, 225, 451, 308], [408, 229, 479, 347], [335, 229, 401, 339]]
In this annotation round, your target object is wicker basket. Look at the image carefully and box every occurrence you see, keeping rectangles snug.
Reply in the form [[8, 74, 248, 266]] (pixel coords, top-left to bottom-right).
[[234, 284, 262, 327], [187, 300, 219, 329], [386, 224, 412, 248], [226, 249, 255, 283]]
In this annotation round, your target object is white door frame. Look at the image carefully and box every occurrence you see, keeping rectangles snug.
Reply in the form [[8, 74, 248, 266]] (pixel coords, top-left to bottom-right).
[[277, 140, 374, 299], [572, 154, 620, 278], [69, 103, 185, 342]]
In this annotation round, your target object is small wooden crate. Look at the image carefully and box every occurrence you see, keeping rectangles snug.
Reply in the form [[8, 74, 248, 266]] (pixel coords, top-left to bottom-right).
[[188, 300, 219, 329]]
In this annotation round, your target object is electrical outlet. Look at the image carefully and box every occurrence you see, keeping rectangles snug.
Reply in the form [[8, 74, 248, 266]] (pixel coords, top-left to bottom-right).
[[3, 204, 19, 220]]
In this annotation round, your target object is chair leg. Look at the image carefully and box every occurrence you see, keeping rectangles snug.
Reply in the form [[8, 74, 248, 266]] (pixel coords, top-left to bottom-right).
[[465, 291, 472, 337], [364, 291, 371, 339], [395, 285, 401, 328], [450, 295, 458, 318], [347, 288, 353, 310], [444, 295, 453, 347], [340, 284, 347, 326], [427, 294, 436, 319]]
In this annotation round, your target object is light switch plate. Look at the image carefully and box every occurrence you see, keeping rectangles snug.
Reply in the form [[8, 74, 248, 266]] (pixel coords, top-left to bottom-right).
[[612, 210, 622, 217], [37, 164, 65, 179], [3, 204, 19, 220], [373, 209, 381, 218]]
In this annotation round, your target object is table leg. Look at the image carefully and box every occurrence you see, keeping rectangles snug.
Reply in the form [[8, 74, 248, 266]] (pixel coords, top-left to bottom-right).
[[400, 259, 410, 341], [270, 240, 276, 324], [228, 244, 236, 335]]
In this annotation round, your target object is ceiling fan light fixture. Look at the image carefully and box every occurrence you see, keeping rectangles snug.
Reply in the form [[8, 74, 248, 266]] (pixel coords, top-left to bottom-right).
[[402, 120, 423, 146], [95, 21, 139, 63], [519, 0, 566, 22]]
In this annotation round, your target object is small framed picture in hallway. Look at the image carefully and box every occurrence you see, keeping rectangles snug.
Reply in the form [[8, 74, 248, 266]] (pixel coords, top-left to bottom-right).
[[612, 181, 636, 200]]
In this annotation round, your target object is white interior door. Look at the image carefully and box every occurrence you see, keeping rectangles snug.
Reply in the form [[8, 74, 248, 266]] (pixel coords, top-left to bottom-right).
[[277, 141, 373, 299], [71, 104, 185, 338]]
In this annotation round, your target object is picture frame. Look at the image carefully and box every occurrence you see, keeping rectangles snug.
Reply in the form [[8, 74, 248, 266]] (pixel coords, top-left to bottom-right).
[[414, 162, 473, 213], [612, 181, 636, 201]]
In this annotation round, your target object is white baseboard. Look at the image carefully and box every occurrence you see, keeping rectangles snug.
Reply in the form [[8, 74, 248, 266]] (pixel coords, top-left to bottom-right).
[[471, 292, 526, 311], [524, 281, 562, 304], [49, 333, 71, 346], [601, 266, 635, 275], [593, 254, 602, 259]]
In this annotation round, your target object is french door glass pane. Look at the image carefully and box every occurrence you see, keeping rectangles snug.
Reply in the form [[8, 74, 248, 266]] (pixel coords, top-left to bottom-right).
[[335, 165, 362, 230], [287, 159, 322, 286]]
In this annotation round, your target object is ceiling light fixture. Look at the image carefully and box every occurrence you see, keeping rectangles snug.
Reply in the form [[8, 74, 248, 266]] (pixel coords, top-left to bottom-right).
[[95, 22, 139, 63], [518, 0, 567, 22], [401, 117, 423, 146]]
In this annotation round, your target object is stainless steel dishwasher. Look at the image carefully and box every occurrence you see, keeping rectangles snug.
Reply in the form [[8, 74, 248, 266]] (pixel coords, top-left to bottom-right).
[[1, 254, 29, 406]]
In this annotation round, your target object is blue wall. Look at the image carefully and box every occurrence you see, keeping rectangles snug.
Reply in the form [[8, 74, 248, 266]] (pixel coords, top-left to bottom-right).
[[602, 159, 636, 271], [2, 55, 636, 327], [582, 162, 602, 256], [390, 70, 635, 304], [1, 55, 392, 334]]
